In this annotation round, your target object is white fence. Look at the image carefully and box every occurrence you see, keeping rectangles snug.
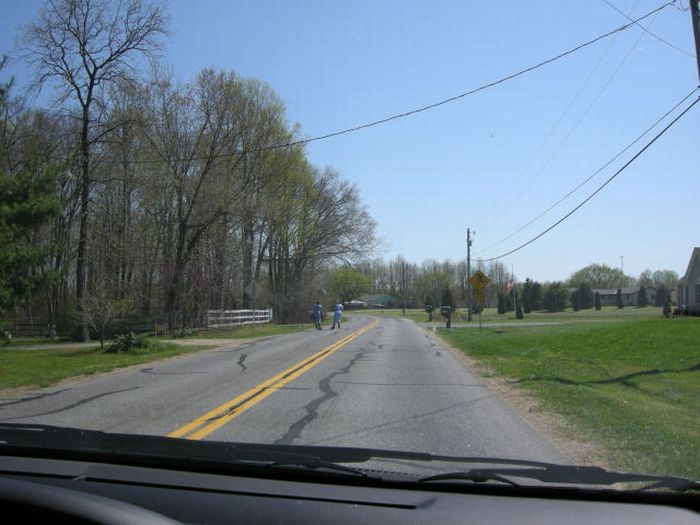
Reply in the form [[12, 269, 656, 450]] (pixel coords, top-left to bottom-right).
[[206, 309, 272, 329]]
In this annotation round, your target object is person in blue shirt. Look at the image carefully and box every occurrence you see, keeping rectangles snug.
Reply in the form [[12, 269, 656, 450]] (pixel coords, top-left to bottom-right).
[[312, 301, 323, 330], [331, 300, 344, 330]]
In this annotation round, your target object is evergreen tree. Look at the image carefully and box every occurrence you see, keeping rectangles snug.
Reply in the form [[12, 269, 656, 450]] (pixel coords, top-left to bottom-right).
[[637, 286, 648, 307], [578, 282, 594, 309], [497, 293, 506, 314], [0, 67, 59, 310], [542, 282, 568, 312], [571, 290, 580, 311], [515, 294, 524, 319], [655, 285, 667, 307], [441, 285, 455, 310], [663, 296, 671, 317], [595, 291, 601, 311]]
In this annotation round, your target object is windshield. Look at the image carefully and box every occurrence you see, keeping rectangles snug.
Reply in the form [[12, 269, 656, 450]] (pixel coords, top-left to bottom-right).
[[0, 0, 698, 493]]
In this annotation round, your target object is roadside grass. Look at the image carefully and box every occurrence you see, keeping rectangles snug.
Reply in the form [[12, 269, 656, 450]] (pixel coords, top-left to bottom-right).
[[438, 317, 700, 480], [361, 306, 663, 324], [170, 323, 311, 339], [2, 335, 71, 347], [0, 340, 217, 391]]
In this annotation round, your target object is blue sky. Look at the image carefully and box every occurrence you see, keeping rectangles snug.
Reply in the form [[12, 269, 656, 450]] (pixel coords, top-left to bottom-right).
[[1, 1, 698, 282]]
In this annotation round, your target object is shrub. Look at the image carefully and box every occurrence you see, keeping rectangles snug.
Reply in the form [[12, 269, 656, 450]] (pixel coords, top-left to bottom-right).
[[106, 332, 152, 354]]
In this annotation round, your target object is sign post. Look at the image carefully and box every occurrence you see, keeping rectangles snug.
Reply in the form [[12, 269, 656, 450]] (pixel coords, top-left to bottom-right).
[[245, 281, 259, 337], [469, 271, 490, 333]]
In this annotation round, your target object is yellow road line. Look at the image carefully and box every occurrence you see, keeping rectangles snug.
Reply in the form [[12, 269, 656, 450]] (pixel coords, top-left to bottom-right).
[[167, 318, 378, 440]]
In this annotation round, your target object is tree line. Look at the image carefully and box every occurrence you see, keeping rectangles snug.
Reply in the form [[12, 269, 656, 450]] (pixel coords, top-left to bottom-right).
[[0, 0, 376, 339], [327, 260, 679, 315]]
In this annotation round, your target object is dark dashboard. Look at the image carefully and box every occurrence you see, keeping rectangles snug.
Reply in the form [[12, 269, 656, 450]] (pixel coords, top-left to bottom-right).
[[2, 453, 699, 525]]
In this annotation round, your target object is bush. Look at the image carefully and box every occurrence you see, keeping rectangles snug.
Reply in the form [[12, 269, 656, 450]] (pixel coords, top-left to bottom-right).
[[663, 297, 671, 317], [106, 332, 152, 354], [172, 328, 198, 339]]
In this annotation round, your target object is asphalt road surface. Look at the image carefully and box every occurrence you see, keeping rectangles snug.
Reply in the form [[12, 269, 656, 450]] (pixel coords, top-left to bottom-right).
[[0, 315, 568, 465]]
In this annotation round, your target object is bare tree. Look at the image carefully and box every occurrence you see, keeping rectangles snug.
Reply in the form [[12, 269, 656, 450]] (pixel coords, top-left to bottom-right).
[[19, 0, 167, 340]]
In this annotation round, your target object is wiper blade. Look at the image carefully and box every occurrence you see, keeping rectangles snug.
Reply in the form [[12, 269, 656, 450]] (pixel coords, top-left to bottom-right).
[[0, 423, 373, 478], [1, 424, 698, 492], [418, 466, 700, 493]]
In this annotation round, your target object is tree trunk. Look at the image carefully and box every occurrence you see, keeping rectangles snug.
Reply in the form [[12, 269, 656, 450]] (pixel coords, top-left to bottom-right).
[[74, 107, 91, 342]]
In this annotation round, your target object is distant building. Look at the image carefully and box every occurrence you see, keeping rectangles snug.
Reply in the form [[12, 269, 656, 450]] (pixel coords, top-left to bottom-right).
[[677, 247, 700, 312], [593, 287, 656, 307]]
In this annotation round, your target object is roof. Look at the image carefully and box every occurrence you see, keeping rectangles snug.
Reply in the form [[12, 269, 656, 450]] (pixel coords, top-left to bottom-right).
[[356, 294, 396, 305], [678, 247, 700, 284], [594, 287, 643, 295]]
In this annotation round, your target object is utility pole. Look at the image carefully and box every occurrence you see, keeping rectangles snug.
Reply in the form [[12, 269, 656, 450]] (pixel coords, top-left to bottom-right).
[[691, 0, 700, 81], [467, 229, 473, 322], [401, 260, 406, 316], [511, 262, 517, 315], [620, 255, 625, 275]]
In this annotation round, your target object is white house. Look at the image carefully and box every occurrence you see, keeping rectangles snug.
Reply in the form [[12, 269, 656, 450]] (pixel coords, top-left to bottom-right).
[[677, 247, 700, 313]]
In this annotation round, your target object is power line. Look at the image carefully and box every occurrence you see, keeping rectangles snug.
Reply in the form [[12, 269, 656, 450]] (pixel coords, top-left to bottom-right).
[[478, 92, 699, 263], [602, 0, 697, 57], [475, 87, 699, 256], [485, 0, 647, 226], [86, 2, 673, 165]]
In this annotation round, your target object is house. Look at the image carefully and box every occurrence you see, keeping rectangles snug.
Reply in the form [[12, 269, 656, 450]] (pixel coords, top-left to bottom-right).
[[677, 247, 700, 313], [593, 287, 656, 307]]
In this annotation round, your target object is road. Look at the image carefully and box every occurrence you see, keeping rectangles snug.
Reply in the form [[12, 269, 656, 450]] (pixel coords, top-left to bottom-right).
[[0, 315, 568, 465]]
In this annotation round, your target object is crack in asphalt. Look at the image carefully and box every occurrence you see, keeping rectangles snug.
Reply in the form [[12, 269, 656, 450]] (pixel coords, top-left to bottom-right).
[[0, 389, 71, 409], [237, 353, 248, 371], [140, 367, 208, 375], [274, 350, 368, 445], [0, 386, 140, 421]]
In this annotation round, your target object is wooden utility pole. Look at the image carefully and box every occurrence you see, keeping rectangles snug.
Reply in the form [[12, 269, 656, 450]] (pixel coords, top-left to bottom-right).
[[402, 261, 406, 316], [466, 229, 473, 322], [691, 0, 700, 81]]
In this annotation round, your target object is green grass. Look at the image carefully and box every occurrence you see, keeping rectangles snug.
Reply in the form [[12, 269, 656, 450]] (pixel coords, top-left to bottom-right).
[[2, 336, 71, 347], [0, 341, 217, 391], [173, 323, 310, 339], [360, 306, 663, 324], [438, 317, 700, 480]]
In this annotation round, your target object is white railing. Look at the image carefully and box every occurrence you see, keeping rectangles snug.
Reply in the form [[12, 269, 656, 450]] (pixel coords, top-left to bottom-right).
[[206, 309, 272, 329]]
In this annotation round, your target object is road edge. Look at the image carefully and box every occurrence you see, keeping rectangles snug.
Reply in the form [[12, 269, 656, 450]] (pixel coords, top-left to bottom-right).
[[425, 325, 611, 469]]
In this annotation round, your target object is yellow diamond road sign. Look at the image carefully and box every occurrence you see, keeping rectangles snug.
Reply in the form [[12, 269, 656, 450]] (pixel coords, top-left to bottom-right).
[[469, 270, 490, 289], [474, 288, 487, 304]]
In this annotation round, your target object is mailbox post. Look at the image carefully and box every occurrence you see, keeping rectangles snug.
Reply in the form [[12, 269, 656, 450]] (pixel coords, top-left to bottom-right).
[[424, 305, 434, 322], [440, 305, 452, 328]]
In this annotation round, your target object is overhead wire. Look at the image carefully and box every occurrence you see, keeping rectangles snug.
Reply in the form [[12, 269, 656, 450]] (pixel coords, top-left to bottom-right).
[[81, 2, 674, 165], [474, 87, 699, 257], [602, 0, 696, 57], [481, 0, 641, 227], [476, 91, 699, 263]]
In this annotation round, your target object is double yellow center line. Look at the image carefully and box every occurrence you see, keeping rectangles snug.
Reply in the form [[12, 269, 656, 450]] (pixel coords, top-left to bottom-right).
[[167, 318, 378, 440]]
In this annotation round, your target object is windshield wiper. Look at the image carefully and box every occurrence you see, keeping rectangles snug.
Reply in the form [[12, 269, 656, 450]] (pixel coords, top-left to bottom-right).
[[417, 465, 700, 492], [0, 423, 372, 479], [1, 424, 698, 492]]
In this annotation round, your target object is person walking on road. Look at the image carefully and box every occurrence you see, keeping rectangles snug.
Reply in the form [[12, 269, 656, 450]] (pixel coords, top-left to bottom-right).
[[331, 300, 344, 329], [312, 301, 323, 330]]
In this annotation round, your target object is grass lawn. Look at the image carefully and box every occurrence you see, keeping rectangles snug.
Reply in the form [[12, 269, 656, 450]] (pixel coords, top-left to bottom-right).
[[438, 317, 700, 480], [0, 341, 217, 391], [361, 306, 662, 324], [172, 323, 311, 339], [2, 335, 71, 347]]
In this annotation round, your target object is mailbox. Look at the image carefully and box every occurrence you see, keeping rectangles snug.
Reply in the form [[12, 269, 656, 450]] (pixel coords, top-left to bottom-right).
[[440, 305, 452, 328]]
